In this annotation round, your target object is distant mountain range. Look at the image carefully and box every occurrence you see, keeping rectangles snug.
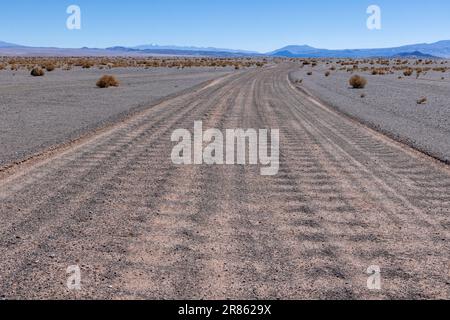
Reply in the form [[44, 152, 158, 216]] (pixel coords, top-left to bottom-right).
[[0, 41, 24, 48], [0, 40, 449, 58], [269, 41, 450, 58], [131, 44, 259, 55], [105, 46, 262, 57]]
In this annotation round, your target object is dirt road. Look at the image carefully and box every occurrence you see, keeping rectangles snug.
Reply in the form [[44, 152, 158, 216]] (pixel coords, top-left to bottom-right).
[[0, 64, 449, 299]]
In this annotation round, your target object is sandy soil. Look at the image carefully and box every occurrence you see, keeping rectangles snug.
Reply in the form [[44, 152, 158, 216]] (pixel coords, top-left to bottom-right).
[[0, 67, 233, 167], [0, 63, 448, 300], [290, 60, 450, 163]]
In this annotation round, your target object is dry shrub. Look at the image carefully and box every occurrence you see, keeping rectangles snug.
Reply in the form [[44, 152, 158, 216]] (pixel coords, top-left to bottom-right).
[[349, 75, 367, 89], [325, 71, 331, 77], [417, 97, 427, 105], [45, 64, 55, 72], [31, 67, 45, 77], [307, 71, 313, 76], [96, 75, 119, 88], [403, 68, 413, 76]]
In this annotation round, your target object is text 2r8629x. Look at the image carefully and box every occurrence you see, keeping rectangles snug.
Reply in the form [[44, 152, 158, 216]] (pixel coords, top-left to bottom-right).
[[222, 304, 271, 316]]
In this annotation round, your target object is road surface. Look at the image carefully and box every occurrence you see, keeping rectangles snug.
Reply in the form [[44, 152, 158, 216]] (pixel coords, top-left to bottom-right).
[[0, 64, 449, 299]]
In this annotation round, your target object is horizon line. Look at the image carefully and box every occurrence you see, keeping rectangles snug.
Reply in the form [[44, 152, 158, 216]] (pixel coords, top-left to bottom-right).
[[2, 39, 449, 53]]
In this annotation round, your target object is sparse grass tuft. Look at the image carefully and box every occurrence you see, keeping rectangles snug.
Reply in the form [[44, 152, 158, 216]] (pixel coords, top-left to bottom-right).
[[403, 68, 413, 76], [45, 64, 55, 72], [31, 67, 45, 77], [349, 75, 367, 89], [416, 97, 427, 105], [96, 75, 119, 88]]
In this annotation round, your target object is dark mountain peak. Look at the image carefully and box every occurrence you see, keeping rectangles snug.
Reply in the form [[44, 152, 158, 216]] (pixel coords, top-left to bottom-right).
[[268, 45, 318, 55], [394, 51, 439, 59]]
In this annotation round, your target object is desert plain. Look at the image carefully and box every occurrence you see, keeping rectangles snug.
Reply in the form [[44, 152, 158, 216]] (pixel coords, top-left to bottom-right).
[[0, 56, 449, 300]]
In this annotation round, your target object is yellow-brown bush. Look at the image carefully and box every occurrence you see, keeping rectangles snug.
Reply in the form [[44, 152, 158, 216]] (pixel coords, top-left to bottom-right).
[[349, 75, 367, 89], [96, 75, 119, 88], [31, 67, 45, 77]]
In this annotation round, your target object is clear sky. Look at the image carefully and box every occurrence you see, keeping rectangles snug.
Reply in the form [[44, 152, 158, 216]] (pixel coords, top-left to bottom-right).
[[1, 0, 449, 52]]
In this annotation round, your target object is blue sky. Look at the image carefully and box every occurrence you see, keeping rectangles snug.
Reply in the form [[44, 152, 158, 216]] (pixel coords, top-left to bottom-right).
[[1, 0, 449, 52]]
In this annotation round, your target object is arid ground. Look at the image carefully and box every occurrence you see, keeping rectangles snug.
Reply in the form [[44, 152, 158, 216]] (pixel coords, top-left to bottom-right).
[[291, 59, 450, 163], [0, 66, 234, 166], [0, 61, 449, 299]]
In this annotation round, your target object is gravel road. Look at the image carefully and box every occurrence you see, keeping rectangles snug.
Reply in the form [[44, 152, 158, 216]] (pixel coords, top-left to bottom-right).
[[0, 64, 449, 299], [0, 67, 232, 167]]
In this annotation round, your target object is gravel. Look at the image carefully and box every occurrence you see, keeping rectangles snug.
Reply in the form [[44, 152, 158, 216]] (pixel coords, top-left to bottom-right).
[[290, 61, 450, 163], [0, 67, 233, 167], [1, 64, 449, 299]]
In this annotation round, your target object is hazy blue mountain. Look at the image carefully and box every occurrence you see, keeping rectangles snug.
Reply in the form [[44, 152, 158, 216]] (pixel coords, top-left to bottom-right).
[[132, 44, 259, 55], [393, 51, 439, 59], [269, 41, 450, 58], [0, 41, 22, 48], [267, 45, 318, 55], [106, 46, 261, 57]]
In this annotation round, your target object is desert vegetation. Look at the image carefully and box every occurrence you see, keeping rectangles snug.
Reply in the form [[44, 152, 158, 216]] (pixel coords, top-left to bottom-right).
[[96, 75, 120, 88], [291, 57, 450, 109], [30, 67, 45, 77], [417, 97, 427, 105], [293, 57, 449, 79], [403, 68, 414, 76], [349, 75, 367, 89], [43, 63, 55, 72], [0, 56, 268, 72]]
